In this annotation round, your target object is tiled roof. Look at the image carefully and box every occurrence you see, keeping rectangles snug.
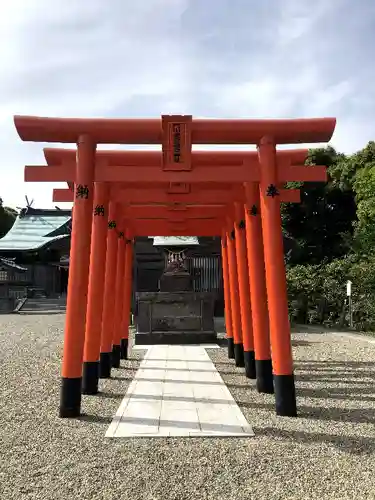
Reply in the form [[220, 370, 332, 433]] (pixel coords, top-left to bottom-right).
[[0, 208, 71, 251]]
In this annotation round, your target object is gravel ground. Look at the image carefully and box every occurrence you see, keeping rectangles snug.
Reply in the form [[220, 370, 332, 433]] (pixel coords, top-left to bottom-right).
[[0, 314, 374, 500]]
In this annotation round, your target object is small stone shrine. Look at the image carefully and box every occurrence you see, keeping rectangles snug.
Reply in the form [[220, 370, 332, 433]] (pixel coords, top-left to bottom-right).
[[135, 237, 216, 344]]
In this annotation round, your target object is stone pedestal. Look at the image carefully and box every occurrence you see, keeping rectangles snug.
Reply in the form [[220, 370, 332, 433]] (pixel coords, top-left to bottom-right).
[[159, 271, 192, 293], [135, 291, 216, 345]]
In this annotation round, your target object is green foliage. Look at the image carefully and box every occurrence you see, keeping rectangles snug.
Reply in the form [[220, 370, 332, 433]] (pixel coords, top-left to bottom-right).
[[350, 142, 375, 253], [285, 141, 375, 331], [287, 255, 375, 331], [0, 198, 17, 238], [282, 146, 357, 265]]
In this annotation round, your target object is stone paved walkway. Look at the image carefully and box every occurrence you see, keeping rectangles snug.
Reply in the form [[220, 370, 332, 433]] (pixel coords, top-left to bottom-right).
[[105, 344, 254, 438]]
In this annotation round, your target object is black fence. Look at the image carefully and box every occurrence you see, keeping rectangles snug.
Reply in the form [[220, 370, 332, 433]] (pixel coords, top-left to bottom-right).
[[165, 254, 223, 293]]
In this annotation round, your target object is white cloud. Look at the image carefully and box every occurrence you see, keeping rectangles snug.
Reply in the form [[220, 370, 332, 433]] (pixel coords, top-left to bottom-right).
[[0, 0, 374, 209]]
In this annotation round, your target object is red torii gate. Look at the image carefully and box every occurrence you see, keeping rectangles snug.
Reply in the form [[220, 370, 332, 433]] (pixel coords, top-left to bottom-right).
[[14, 114, 336, 420]]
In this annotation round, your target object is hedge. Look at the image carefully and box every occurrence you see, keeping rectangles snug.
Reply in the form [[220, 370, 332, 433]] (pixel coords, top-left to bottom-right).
[[286, 255, 375, 331]]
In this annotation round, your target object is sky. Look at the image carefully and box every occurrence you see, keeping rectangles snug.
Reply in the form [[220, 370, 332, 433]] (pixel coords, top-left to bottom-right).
[[0, 0, 374, 210]]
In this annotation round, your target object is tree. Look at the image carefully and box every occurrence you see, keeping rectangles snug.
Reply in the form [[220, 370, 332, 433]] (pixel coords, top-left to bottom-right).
[[0, 198, 17, 238], [285, 141, 375, 331], [282, 146, 357, 265], [347, 142, 375, 254]]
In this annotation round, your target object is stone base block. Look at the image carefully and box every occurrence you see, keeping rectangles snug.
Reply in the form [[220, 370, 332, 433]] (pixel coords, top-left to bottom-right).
[[135, 330, 217, 345]]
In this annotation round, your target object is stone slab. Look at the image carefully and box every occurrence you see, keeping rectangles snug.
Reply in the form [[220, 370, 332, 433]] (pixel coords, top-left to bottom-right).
[[105, 345, 254, 438], [135, 331, 217, 345]]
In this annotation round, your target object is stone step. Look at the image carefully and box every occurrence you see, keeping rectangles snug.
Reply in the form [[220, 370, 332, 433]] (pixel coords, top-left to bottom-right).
[[19, 297, 67, 312], [26, 299, 66, 303], [23, 301, 66, 305], [23, 305, 66, 308]]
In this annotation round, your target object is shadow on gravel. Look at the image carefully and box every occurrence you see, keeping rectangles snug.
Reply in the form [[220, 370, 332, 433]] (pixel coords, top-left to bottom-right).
[[295, 361, 375, 385], [213, 361, 235, 366], [111, 376, 134, 381], [296, 405, 375, 424], [227, 382, 256, 390], [236, 399, 375, 424], [292, 339, 320, 346], [296, 360, 375, 368], [253, 427, 375, 456], [96, 391, 125, 400], [296, 374, 375, 383], [78, 414, 113, 424], [295, 385, 375, 402]]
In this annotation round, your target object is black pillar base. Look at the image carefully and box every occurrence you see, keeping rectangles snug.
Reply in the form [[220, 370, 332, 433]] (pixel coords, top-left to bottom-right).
[[99, 352, 112, 379], [227, 337, 235, 359], [82, 361, 99, 395], [234, 342, 245, 367], [59, 377, 82, 418], [255, 359, 274, 394], [274, 374, 297, 417], [244, 350, 256, 379], [120, 338, 128, 360], [112, 345, 121, 368]]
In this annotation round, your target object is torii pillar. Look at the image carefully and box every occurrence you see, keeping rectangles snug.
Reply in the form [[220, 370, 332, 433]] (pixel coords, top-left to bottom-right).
[[99, 202, 119, 379], [259, 137, 296, 416], [60, 135, 96, 417], [120, 236, 134, 360], [233, 203, 256, 378], [226, 221, 244, 367], [82, 183, 109, 394], [112, 223, 127, 368], [244, 182, 274, 394], [221, 232, 234, 359]]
